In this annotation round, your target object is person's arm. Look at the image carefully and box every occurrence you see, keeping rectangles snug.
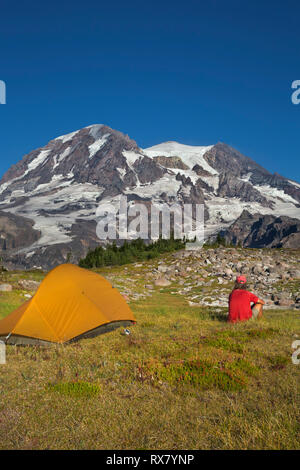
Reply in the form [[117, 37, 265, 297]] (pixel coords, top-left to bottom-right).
[[250, 293, 265, 305]]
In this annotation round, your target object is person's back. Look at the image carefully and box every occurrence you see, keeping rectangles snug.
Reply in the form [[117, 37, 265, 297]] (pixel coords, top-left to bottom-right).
[[228, 275, 264, 323]]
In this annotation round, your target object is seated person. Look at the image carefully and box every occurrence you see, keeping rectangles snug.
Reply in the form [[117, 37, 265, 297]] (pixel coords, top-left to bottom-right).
[[228, 275, 265, 323]]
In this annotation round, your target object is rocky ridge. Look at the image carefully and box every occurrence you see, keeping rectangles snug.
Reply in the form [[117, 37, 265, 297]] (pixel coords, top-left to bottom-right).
[[222, 211, 300, 248]]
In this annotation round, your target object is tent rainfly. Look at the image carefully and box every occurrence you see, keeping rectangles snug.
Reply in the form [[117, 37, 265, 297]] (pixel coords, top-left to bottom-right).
[[0, 264, 136, 345]]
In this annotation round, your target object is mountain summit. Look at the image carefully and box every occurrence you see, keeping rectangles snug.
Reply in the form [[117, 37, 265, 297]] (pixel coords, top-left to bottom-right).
[[0, 124, 299, 269]]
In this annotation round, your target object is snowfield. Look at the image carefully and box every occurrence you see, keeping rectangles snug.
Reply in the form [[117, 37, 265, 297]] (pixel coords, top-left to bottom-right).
[[88, 133, 110, 159], [143, 141, 216, 174]]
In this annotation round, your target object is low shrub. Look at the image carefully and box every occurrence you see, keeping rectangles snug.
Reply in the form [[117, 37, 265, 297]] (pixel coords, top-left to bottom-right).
[[203, 336, 244, 354], [137, 358, 250, 392], [47, 381, 101, 398]]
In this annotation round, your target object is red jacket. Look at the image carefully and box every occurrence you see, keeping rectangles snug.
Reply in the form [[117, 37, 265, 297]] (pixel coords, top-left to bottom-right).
[[228, 289, 259, 323]]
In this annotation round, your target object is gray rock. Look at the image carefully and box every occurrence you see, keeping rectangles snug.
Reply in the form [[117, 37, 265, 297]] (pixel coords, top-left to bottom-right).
[[277, 298, 294, 307], [0, 283, 12, 292], [154, 278, 171, 287], [224, 268, 233, 277], [222, 210, 300, 249], [157, 265, 168, 273], [18, 279, 41, 291], [291, 270, 300, 279], [0, 210, 41, 251]]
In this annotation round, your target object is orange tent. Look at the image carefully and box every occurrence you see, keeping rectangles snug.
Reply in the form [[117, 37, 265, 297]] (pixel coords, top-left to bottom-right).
[[0, 264, 135, 345]]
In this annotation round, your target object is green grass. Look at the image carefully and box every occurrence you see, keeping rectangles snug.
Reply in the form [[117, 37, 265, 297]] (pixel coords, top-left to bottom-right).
[[138, 357, 250, 391], [267, 354, 290, 370], [47, 381, 101, 397], [0, 262, 299, 450], [0, 292, 25, 319], [203, 336, 245, 354]]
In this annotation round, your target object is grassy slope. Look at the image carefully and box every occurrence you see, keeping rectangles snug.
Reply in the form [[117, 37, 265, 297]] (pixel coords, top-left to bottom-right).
[[0, 263, 299, 450]]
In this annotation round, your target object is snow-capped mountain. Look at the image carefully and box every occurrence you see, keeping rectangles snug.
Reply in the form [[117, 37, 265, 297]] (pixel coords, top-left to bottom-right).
[[0, 124, 299, 269]]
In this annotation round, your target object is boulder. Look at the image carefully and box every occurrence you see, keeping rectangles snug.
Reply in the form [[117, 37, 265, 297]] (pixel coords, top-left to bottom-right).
[[18, 279, 41, 291], [0, 283, 12, 292], [145, 284, 154, 289], [157, 265, 168, 273], [277, 298, 294, 307], [154, 278, 171, 287], [224, 268, 233, 277], [291, 270, 300, 279]]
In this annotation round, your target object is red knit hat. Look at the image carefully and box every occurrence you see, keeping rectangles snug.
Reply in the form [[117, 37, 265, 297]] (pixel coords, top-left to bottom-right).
[[236, 275, 247, 284]]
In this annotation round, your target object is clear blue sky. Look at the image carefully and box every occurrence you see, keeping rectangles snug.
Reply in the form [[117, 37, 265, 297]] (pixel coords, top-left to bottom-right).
[[0, 0, 300, 181]]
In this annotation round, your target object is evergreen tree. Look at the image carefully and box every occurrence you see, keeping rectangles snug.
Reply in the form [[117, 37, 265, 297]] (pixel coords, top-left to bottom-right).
[[79, 236, 186, 268]]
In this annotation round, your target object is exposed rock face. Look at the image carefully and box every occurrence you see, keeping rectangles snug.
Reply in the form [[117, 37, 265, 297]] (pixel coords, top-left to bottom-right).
[[203, 142, 271, 178], [0, 125, 299, 269], [153, 156, 189, 170], [249, 172, 300, 204], [222, 210, 300, 248], [133, 156, 166, 184], [0, 125, 167, 202], [0, 211, 41, 250], [4, 222, 100, 271], [204, 143, 300, 203], [1, 126, 132, 186], [217, 173, 272, 207], [192, 164, 213, 177]]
